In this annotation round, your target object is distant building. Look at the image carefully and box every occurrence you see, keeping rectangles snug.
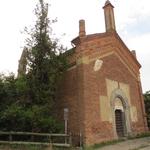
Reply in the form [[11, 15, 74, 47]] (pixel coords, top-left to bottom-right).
[[58, 0, 148, 146], [18, 47, 28, 77]]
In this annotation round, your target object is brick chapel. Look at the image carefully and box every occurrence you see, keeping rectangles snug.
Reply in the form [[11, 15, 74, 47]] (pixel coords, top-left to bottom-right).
[[58, 0, 148, 146]]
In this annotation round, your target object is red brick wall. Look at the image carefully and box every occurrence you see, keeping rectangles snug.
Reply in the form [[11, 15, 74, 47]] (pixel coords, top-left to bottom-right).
[[58, 32, 147, 146], [83, 54, 146, 144]]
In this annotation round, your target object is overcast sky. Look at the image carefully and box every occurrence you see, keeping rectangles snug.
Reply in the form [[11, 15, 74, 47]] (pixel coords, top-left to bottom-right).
[[0, 0, 149, 92]]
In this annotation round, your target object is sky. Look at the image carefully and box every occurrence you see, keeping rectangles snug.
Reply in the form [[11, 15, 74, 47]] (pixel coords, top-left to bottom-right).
[[0, 0, 149, 92]]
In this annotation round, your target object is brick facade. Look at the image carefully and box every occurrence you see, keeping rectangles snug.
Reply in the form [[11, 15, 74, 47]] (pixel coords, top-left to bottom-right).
[[57, 0, 148, 146]]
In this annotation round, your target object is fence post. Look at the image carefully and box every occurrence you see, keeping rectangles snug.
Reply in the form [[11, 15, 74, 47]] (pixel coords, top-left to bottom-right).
[[9, 134, 12, 141], [31, 135, 34, 142], [48, 143, 53, 150], [65, 134, 67, 144], [49, 134, 53, 150]]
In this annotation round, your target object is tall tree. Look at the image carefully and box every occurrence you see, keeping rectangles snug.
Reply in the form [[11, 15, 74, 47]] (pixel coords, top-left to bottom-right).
[[144, 91, 150, 128], [26, 0, 67, 105], [24, 0, 67, 132]]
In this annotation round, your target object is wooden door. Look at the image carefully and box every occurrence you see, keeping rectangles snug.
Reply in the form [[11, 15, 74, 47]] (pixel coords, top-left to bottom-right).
[[115, 109, 125, 137]]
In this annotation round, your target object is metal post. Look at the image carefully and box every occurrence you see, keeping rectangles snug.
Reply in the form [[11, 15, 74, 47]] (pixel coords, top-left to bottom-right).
[[64, 120, 68, 144], [64, 108, 69, 134], [65, 120, 68, 134]]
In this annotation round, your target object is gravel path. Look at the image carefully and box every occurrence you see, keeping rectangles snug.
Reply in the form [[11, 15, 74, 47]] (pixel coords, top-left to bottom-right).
[[97, 137, 150, 150]]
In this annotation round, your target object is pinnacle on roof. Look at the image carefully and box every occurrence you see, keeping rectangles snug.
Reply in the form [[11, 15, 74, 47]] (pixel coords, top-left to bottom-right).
[[105, 0, 111, 5], [103, 0, 116, 32], [104, 0, 114, 8]]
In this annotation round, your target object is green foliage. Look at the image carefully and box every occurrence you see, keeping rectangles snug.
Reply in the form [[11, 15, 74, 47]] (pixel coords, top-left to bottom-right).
[[0, 74, 63, 133], [0, 73, 17, 109], [0, 74, 5, 102], [143, 91, 150, 128], [0, 103, 63, 132], [0, 0, 67, 134], [0, 104, 26, 131]]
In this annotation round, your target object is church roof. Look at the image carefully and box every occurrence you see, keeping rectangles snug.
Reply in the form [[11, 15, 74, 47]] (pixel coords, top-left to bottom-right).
[[71, 0, 141, 70], [71, 31, 141, 69]]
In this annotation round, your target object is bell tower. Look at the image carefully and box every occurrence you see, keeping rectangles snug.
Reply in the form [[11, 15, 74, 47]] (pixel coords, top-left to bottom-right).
[[103, 0, 116, 32]]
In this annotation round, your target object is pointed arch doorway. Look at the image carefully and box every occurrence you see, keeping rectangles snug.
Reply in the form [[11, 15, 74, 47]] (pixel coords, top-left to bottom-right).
[[110, 89, 132, 138]]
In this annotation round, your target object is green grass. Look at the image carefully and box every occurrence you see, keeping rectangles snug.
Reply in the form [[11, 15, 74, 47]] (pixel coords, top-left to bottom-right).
[[128, 132, 150, 140], [135, 132, 150, 138], [0, 144, 73, 150], [85, 139, 125, 150]]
